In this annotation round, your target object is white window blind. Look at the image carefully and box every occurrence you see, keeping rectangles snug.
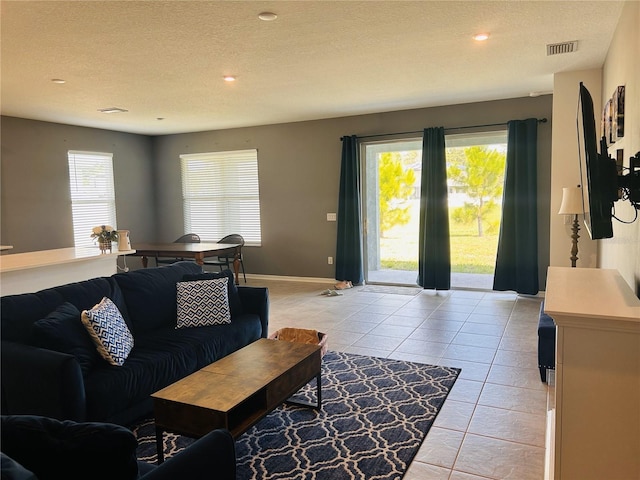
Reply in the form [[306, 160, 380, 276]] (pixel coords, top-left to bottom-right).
[[68, 151, 117, 248], [180, 149, 262, 245]]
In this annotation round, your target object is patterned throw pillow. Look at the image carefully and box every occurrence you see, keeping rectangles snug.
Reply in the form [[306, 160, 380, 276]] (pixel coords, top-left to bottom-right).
[[81, 297, 134, 366], [182, 269, 242, 316], [176, 277, 231, 329]]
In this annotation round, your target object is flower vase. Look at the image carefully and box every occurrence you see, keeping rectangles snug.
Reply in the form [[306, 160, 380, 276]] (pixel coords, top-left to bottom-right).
[[99, 240, 112, 253]]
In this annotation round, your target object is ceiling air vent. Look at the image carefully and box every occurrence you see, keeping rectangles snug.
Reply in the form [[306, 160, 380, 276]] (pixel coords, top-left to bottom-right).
[[98, 107, 128, 114], [547, 41, 578, 56]]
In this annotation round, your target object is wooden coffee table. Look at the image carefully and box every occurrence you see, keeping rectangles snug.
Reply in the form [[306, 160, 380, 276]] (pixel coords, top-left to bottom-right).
[[151, 338, 322, 463]]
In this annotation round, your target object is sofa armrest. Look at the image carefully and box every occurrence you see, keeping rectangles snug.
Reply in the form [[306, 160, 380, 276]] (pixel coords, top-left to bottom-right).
[[237, 286, 269, 338], [1, 452, 38, 480], [140, 429, 236, 480], [1, 341, 86, 421]]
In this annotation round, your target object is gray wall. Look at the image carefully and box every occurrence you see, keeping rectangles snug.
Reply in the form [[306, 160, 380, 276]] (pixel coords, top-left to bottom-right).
[[153, 95, 553, 285], [1, 117, 156, 260], [1, 94, 553, 285]]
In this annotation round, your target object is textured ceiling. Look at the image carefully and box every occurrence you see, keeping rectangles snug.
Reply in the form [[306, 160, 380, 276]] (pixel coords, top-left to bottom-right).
[[0, 0, 625, 135]]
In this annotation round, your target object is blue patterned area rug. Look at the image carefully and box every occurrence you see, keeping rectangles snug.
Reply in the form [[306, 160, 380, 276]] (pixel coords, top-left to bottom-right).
[[132, 351, 460, 479]]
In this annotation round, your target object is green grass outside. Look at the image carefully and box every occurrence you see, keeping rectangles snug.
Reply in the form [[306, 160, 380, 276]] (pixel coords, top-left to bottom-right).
[[381, 236, 497, 273], [380, 206, 500, 274]]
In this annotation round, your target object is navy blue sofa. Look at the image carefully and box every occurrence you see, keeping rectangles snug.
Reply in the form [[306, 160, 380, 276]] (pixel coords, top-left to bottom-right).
[[1, 414, 236, 480], [1, 262, 269, 426]]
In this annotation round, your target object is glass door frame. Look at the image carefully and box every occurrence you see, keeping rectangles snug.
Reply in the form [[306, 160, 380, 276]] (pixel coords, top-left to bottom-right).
[[360, 129, 508, 288], [361, 137, 422, 286]]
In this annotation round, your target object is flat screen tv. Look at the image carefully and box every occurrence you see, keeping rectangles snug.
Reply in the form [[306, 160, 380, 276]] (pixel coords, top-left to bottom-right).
[[577, 82, 619, 240]]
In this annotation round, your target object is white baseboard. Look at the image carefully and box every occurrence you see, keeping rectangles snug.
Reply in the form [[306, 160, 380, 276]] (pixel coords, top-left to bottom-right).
[[244, 273, 335, 284], [242, 273, 547, 297]]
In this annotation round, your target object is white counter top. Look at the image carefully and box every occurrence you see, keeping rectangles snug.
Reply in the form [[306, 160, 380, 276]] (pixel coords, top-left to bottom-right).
[[0, 247, 136, 296], [0, 247, 135, 273]]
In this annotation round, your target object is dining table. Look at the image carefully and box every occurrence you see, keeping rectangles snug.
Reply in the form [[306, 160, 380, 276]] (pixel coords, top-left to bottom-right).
[[129, 242, 242, 285]]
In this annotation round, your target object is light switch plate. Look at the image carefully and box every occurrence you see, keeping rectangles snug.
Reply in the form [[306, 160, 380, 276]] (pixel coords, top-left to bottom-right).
[[327, 213, 337, 221]]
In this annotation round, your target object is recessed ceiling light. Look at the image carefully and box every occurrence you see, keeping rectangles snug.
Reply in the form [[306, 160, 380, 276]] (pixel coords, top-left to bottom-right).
[[223, 75, 237, 82], [51, 78, 66, 84], [258, 12, 277, 21], [473, 33, 490, 41], [98, 107, 128, 114]]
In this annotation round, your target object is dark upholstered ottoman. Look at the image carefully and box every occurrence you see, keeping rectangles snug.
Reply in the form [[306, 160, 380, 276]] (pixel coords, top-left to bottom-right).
[[538, 301, 556, 383]]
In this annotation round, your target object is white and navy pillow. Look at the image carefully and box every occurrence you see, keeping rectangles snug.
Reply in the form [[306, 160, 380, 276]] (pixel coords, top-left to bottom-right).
[[81, 297, 134, 366], [176, 277, 231, 329], [181, 269, 242, 316]]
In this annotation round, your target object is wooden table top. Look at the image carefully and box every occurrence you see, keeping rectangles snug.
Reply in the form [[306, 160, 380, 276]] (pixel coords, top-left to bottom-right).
[[152, 339, 321, 412], [131, 242, 240, 254]]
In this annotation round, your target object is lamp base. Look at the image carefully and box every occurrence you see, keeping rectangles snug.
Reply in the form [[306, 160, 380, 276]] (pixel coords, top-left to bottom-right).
[[569, 215, 580, 267]]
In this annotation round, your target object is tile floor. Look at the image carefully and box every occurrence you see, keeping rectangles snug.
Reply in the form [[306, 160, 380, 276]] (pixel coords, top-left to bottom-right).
[[247, 277, 548, 480]]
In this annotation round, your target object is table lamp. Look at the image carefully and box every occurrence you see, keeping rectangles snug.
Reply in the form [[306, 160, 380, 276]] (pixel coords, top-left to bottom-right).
[[558, 186, 584, 267]]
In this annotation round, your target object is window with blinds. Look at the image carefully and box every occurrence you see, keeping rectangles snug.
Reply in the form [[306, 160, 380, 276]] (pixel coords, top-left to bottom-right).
[[180, 149, 262, 245], [68, 151, 117, 248]]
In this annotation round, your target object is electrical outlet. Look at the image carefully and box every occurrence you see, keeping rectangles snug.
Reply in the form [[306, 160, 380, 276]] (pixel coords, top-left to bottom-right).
[[327, 213, 337, 221], [327, 256, 333, 265]]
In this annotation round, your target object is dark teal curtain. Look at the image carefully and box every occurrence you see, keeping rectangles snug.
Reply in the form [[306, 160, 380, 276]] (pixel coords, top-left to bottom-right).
[[417, 127, 450, 290], [335, 135, 364, 285], [493, 118, 539, 295]]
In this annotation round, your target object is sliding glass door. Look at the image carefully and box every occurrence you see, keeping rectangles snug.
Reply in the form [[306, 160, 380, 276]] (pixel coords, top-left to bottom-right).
[[362, 130, 507, 289], [445, 131, 507, 289], [364, 139, 422, 285]]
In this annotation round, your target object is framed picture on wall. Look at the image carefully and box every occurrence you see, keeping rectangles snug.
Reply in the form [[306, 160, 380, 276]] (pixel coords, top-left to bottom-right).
[[612, 85, 625, 142], [602, 98, 613, 143]]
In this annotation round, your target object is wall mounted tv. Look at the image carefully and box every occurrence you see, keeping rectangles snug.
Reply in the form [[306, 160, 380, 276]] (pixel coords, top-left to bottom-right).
[[577, 82, 640, 240]]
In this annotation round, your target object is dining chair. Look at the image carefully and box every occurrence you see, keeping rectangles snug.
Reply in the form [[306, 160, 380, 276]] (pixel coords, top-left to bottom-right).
[[203, 234, 246, 283], [156, 233, 201, 266]]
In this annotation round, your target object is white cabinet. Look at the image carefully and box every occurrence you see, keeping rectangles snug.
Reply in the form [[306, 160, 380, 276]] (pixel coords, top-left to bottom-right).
[[544, 267, 640, 480]]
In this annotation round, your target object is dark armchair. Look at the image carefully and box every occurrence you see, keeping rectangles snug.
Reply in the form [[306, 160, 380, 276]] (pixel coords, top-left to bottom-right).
[[203, 233, 246, 283], [0, 415, 236, 480]]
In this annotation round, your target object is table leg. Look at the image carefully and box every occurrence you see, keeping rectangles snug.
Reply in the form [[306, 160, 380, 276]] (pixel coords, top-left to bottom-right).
[[316, 372, 322, 409], [142, 255, 149, 268], [156, 427, 164, 464], [232, 248, 241, 285], [285, 373, 322, 410]]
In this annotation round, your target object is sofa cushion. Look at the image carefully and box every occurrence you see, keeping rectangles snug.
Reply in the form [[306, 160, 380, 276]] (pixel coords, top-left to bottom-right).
[[0, 415, 138, 480], [31, 302, 101, 376], [81, 298, 134, 366], [83, 329, 201, 421], [182, 269, 243, 316], [173, 314, 262, 366], [113, 262, 203, 334], [83, 314, 263, 421], [176, 277, 231, 328], [0, 277, 128, 344]]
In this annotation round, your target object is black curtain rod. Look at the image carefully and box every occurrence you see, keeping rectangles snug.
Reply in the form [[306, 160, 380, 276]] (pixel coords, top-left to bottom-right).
[[341, 118, 548, 141]]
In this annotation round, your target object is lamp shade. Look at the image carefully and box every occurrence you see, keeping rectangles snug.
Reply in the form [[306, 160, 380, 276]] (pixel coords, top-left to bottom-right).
[[558, 186, 584, 215]]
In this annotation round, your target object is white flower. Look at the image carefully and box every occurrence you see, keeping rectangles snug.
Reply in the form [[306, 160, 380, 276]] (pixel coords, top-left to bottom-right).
[[90, 225, 118, 242]]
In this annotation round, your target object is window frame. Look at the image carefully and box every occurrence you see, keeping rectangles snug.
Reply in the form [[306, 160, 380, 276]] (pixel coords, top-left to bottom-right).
[[180, 149, 262, 246], [67, 150, 117, 248]]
